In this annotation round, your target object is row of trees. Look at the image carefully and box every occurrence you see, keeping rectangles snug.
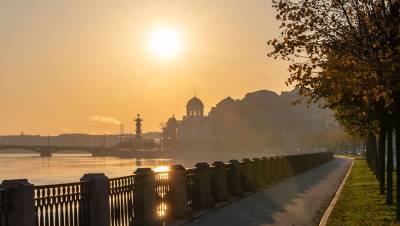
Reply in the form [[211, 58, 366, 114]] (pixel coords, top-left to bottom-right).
[[299, 129, 364, 154], [269, 0, 400, 217]]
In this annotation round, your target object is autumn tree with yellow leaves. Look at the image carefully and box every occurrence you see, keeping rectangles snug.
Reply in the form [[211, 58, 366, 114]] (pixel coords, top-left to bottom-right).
[[268, 0, 400, 216]]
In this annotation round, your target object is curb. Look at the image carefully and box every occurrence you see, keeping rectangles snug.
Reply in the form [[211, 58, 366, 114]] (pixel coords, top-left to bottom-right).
[[318, 156, 354, 226]]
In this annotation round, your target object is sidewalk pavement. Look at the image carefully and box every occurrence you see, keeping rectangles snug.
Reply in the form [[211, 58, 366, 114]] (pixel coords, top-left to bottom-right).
[[180, 157, 352, 226]]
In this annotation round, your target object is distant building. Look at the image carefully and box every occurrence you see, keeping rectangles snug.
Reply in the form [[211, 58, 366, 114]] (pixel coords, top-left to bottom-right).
[[162, 89, 338, 151], [162, 96, 210, 150]]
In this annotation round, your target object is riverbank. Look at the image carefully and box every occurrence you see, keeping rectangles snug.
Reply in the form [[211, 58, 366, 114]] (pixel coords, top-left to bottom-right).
[[327, 159, 399, 226]]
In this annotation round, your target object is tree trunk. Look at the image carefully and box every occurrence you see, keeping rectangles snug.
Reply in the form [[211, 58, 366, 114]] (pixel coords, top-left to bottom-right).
[[373, 135, 379, 177], [387, 124, 393, 204], [367, 133, 374, 171], [366, 137, 371, 169], [396, 126, 400, 219], [379, 123, 386, 195]]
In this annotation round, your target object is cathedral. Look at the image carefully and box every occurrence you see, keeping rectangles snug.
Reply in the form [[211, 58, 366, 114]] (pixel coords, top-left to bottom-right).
[[161, 96, 211, 150]]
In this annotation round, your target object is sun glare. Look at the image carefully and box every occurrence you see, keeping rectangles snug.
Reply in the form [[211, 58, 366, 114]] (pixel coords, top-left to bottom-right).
[[149, 27, 182, 59], [154, 165, 170, 173]]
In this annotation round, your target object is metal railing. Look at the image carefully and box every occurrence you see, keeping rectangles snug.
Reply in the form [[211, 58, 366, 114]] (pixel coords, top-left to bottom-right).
[[109, 175, 135, 226], [2, 152, 334, 226], [34, 182, 89, 226], [154, 171, 170, 223], [0, 189, 10, 226], [185, 168, 196, 208]]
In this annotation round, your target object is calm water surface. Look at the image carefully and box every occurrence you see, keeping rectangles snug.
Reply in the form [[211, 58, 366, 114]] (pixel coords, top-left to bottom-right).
[[0, 154, 172, 185], [0, 150, 272, 185]]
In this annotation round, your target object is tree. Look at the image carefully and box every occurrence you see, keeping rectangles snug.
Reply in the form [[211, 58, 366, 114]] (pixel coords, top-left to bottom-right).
[[268, 0, 400, 212]]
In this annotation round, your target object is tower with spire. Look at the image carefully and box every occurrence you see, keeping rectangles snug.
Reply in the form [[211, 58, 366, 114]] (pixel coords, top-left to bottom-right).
[[135, 114, 143, 145]]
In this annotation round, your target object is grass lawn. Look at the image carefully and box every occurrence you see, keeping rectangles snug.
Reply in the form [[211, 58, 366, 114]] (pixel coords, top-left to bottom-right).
[[327, 159, 399, 226]]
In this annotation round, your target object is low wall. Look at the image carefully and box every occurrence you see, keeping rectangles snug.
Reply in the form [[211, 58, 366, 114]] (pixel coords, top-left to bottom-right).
[[0, 152, 333, 226]]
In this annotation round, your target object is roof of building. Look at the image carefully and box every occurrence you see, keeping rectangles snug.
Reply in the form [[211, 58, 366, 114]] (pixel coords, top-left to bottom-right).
[[167, 115, 179, 127], [242, 90, 279, 102], [216, 97, 236, 107], [186, 96, 204, 108]]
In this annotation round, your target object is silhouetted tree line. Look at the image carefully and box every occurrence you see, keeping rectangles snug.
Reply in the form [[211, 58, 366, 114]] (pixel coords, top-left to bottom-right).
[[269, 0, 400, 217]]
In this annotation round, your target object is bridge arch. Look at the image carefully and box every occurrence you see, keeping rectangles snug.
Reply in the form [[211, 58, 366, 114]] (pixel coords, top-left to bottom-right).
[[51, 149, 93, 156], [0, 148, 42, 155]]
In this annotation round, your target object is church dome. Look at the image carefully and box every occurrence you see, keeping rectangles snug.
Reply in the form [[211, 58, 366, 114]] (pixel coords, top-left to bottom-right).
[[167, 115, 178, 127], [186, 96, 204, 109]]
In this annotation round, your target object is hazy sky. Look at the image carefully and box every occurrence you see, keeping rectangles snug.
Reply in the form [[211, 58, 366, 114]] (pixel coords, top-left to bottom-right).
[[0, 0, 290, 135]]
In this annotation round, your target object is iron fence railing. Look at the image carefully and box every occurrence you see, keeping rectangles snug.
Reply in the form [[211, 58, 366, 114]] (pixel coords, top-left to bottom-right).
[[155, 171, 170, 223], [109, 175, 135, 226], [2, 152, 333, 226], [34, 182, 89, 226], [185, 168, 195, 208], [0, 188, 10, 226]]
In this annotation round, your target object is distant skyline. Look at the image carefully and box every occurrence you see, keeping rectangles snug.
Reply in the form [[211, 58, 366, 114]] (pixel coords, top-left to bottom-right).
[[0, 0, 290, 135]]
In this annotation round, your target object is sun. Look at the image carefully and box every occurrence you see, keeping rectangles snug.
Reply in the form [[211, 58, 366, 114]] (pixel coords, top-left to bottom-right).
[[149, 27, 182, 59]]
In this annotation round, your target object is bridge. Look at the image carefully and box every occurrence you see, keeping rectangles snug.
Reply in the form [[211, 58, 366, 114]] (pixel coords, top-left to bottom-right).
[[0, 144, 279, 159], [0, 144, 137, 157]]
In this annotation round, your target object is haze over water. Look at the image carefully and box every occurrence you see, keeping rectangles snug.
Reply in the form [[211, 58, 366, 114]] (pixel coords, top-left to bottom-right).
[[0, 151, 270, 185]]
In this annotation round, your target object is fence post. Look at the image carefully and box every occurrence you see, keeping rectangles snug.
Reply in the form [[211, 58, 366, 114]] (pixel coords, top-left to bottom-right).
[[269, 157, 278, 182], [0, 179, 35, 226], [277, 157, 284, 179], [252, 158, 264, 188], [226, 160, 244, 196], [275, 157, 282, 181], [285, 155, 292, 176], [80, 173, 110, 226], [168, 165, 191, 219], [211, 161, 229, 202], [281, 156, 289, 178], [295, 155, 301, 173], [298, 155, 303, 173], [288, 155, 294, 176], [262, 157, 272, 184], [259, 157, 267, 186], [240, 159, 255, 192], [192, 163, 214, 209], [133, 168, 158, 226]]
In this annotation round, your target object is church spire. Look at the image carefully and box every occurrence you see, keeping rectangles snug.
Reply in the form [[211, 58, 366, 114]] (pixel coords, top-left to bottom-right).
[[135, 114, 142, 144]]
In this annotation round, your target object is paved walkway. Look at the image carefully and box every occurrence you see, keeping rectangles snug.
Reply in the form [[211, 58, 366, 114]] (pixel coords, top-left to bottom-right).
[[180, 157, 352, 226]]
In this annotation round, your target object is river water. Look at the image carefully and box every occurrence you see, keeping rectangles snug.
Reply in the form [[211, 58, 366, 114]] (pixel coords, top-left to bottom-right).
[[0, 153, 173, 185], [0, 150, 272, 186]]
